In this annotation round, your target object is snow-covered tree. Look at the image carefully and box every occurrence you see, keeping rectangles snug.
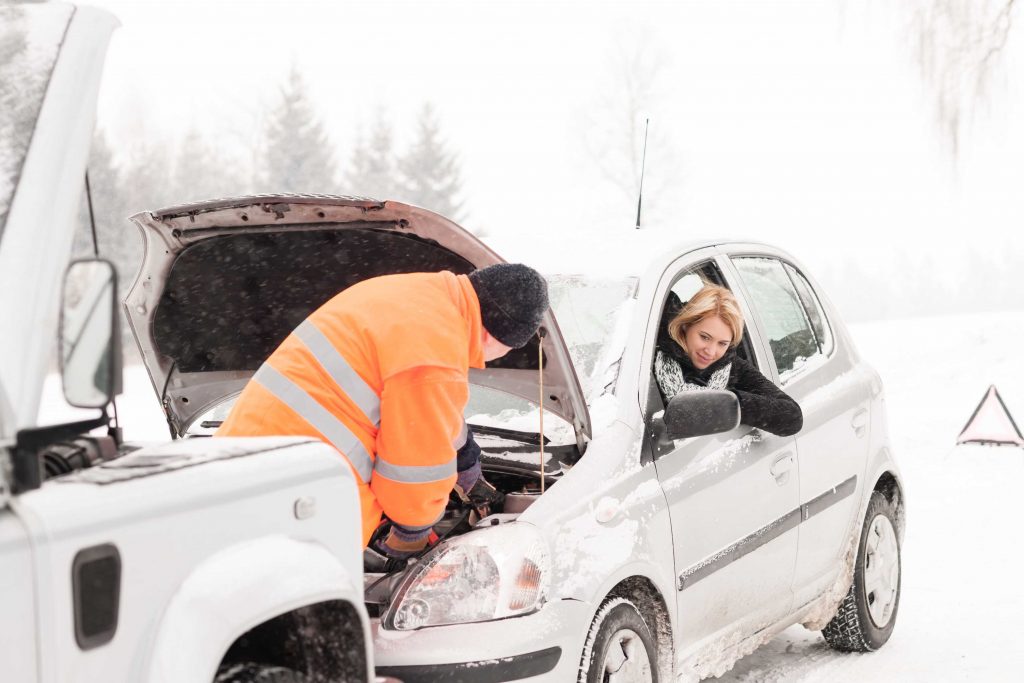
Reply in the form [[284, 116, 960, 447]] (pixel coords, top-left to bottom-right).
[[172, 127, 249, 203], [905, 0, 1018, 156], [172, 127, 214, 203], [71, 129, 144, 359], [583, 34, 680, 228], [346, 109, 401, 200], [259, 65, 337, 194], [398, 104, 465, 221]]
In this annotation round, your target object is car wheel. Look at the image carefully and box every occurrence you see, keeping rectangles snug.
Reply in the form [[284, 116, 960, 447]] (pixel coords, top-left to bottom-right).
[[579, 596, 658, 683], [822, 490, 902, 652], [214, 663, 310, 683]]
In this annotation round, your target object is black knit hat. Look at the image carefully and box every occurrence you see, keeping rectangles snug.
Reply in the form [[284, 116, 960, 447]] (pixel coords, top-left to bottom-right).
[[468, 263, 549, 348]]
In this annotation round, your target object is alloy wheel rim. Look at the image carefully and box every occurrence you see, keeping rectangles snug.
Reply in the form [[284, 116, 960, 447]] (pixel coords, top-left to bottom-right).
[[863, 513, 899, 628], [602, 628, 654, 683]]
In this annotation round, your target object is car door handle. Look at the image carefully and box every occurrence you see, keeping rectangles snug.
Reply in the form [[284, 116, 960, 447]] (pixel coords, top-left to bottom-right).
[[851, 408, 869, 438], [770, 452, 794, 486]]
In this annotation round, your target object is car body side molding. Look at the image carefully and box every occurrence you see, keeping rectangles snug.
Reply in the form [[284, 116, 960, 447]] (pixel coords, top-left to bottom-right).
[[678, 475, 858, 591]]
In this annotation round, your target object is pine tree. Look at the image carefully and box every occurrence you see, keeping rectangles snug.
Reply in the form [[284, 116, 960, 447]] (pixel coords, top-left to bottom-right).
[[171, 127, 248, 203], [79, 129, 142, 270], [260, 65, 337, 194], [75, 129, 144, 360], [172, 127, 211, 203], [398, 104, 465, 220], [346, 109, 400, 200]]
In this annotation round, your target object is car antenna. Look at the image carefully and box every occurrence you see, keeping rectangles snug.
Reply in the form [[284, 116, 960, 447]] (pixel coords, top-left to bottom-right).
[[635, 117, 649, 230]]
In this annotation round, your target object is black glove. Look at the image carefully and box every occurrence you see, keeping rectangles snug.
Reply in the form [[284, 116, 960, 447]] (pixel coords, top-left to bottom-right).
[[453, 473, 505, 522]]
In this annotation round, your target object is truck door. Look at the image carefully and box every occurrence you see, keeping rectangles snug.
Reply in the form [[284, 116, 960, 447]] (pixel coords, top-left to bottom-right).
[[1, 495, 39, 681]]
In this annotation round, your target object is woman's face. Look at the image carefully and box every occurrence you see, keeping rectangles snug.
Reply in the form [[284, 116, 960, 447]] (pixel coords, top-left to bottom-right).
[[683, 315, 733, 370]]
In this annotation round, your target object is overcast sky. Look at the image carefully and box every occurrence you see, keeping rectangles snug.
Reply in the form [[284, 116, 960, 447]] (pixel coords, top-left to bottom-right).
[[85, 0, 1023, 300]]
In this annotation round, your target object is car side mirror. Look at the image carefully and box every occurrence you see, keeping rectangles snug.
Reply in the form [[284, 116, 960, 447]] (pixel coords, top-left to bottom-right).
[[663, 389, 740, 440], [60, 259, 122, 408]]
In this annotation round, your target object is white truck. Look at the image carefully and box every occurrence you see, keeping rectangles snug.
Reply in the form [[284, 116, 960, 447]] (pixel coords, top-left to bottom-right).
[[0, 5, 374, 682]]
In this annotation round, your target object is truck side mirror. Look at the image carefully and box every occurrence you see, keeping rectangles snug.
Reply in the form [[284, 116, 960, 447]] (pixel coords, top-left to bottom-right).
[[663, 389, 740, 440], [60, 259, 122, 408]]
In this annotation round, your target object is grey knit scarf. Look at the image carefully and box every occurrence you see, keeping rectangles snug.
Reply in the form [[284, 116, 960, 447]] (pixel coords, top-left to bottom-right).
[[654, 350, 732, 398]]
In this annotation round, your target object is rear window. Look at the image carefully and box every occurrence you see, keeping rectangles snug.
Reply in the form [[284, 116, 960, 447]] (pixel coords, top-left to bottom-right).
[[0, 3, 73, 241], [732, 256, 820, 379]]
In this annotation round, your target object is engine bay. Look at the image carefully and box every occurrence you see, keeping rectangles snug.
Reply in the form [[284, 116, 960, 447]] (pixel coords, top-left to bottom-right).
[[421, 424, 577, 543], [362, 425, 579, 615]]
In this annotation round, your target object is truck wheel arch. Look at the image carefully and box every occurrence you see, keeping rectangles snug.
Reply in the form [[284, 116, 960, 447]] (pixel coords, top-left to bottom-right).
[[145, 536, 370, 683]]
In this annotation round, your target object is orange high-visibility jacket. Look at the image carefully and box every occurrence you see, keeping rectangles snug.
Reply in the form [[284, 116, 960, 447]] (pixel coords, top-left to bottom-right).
[[216, 271, 485, 547]]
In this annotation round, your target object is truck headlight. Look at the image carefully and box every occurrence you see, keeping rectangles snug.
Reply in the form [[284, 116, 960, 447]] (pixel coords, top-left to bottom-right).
[[384, 523, 550, 631]]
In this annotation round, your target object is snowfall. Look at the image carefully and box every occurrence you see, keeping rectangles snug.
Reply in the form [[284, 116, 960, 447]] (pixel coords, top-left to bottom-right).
[[37, 308, 1024, 682]]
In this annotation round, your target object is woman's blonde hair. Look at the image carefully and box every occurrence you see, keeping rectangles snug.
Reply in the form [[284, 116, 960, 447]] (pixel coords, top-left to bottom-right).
[[668, 284, 744, 352]]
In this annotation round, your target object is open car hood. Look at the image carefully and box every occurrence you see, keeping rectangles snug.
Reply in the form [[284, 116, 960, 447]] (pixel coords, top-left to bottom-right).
[[124, 195, 591, 443]]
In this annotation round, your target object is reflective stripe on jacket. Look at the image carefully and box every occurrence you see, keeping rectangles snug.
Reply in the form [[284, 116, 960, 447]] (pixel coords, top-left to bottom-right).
[[216, 271, 486, 546]]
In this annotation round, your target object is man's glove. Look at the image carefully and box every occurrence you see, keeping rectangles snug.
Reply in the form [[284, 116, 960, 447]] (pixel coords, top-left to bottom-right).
[[453, 462, 505, 520], [363, 522, 439, 574]]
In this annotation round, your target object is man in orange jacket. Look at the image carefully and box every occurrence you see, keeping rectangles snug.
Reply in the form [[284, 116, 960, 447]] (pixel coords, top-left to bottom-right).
[[216, 263, 548, 566]]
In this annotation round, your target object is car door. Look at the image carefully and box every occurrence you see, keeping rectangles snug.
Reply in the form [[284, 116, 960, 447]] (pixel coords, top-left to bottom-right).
[[727, 254, 871, 608], [642, 252, 799, 653]]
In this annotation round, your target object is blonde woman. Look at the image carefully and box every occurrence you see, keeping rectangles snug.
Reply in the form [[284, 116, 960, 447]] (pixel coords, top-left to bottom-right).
[[654, 284, 803, 437]]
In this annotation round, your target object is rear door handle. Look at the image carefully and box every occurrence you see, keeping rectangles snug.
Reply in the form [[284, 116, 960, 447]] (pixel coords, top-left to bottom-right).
[[770, 452, 794, 486], [851, 408, 869, 438]]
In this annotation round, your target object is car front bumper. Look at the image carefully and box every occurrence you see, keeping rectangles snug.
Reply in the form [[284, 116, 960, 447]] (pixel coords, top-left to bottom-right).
[[372, 598, 592, 682]]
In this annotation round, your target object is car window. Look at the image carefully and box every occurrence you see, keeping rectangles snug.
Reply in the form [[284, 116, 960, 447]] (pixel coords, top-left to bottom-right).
[[732, 257, 819, 379], [669, 271, 708, 304], [647, 260, 758, 416], [664, 262, 756, 368], [784, 263, 834, 357]]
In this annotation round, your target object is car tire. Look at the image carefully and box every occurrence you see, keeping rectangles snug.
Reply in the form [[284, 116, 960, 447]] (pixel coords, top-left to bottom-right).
[[578, 596, 658, 683], [822, 490, 902, 652], [214, 663, 310, 683]]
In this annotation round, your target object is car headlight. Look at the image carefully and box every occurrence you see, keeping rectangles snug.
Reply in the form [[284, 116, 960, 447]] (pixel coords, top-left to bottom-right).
[[384, 522, 550, 631]]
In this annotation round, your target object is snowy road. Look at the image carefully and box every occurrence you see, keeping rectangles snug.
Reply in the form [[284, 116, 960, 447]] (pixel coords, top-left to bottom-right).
[[37, 311, 1024, 681]]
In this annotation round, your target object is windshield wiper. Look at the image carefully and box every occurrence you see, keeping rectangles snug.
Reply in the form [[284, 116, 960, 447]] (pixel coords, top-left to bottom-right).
[[468, 423, 549, 446]]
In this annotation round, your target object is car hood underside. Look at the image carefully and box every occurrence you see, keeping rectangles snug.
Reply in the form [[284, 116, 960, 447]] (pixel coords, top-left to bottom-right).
[[124, 195, 591, 443]]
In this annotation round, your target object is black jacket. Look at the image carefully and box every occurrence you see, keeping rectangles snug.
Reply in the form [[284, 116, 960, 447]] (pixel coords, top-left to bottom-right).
[[655, 294, 803, 437]]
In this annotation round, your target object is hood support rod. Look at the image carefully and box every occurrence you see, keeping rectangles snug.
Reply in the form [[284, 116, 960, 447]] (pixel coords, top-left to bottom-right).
[[539, 330, 546, 493]]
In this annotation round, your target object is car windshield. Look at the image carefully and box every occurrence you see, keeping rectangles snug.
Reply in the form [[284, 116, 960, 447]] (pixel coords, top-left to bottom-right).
[[547, 274, 639, 396], [0, 3, 72, 242], [464, 274, 638, 443]]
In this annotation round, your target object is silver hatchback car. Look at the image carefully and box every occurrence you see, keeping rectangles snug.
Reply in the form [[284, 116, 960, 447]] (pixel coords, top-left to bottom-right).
[[127, 196, 905, 682]]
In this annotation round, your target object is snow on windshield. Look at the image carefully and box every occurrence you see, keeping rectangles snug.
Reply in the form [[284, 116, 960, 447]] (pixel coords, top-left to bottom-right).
[[0, 3, 72, 241], [547, 274, 638, 395], [465, 274, 637, 441]]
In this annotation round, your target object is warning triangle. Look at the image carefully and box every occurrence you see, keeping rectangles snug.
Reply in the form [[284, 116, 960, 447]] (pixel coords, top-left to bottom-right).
[[957, 385, 1024, 447]]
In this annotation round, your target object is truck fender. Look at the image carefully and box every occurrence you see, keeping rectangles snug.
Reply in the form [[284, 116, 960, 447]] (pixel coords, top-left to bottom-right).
[[145, 535, 365, 683]]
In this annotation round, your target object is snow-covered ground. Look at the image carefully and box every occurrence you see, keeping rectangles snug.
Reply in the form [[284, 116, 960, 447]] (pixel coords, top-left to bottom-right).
[[718, 310, 1024, 682], [36, 310, 1024, 681]]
